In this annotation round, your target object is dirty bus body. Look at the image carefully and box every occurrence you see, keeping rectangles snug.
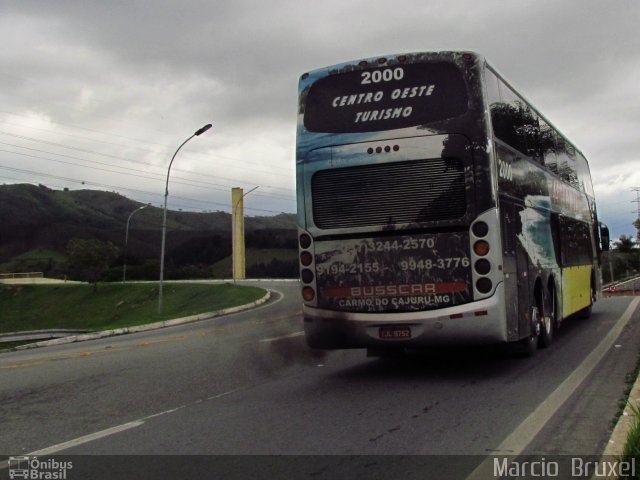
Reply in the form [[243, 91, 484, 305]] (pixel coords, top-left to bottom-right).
[[296, 51, 608, 355]]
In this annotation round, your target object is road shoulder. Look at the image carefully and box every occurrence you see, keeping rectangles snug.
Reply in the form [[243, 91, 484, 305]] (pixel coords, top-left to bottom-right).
[[8, 290, 272, 351]]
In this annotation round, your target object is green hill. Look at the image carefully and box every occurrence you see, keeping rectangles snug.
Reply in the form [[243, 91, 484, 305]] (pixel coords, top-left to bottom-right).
[[0, 184, 297, 279]]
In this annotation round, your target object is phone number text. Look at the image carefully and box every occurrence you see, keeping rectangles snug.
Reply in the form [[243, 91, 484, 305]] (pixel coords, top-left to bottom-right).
[[316, 256, 470, 276]]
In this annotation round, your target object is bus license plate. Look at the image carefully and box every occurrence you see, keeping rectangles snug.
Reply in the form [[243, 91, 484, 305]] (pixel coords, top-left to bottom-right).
[[379, 326, 412, 340]]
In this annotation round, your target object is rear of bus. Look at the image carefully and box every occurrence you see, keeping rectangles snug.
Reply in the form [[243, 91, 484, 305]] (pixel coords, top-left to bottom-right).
[[296, 52, 507, 350]]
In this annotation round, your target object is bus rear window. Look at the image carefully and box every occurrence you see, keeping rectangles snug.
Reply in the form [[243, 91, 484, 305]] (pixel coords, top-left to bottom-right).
[[304, 62, 468, 133]]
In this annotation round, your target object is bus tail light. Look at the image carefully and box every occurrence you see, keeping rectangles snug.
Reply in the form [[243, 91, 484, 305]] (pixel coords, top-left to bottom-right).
[[476, 278, 492, 294], [470, 210, 501, 300], [302, 287, 315, 302], [301, 269, 314, 284], [300, 251, 313, 267], [472, 221, 489, 237], [474, 259, 491, 275], [299, 230, 317, 306], [473, 240, 490, 256], [299, 234, 312, 249]]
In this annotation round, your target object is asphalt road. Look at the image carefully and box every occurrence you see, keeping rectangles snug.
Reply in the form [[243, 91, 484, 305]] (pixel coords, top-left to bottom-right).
[[2, 281, 639, 479]]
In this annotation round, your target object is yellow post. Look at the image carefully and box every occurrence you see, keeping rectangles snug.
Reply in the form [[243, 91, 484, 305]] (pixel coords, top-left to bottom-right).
[[232, 187, 245, 281]]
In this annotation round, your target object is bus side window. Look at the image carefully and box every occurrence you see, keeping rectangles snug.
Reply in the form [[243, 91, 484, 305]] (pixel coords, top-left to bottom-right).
[[540, 119, 558, 174], [575, 153, 593, 196], [485, 67, 501, 107], [521, 105, 542, 163], [556, 136, 578, 188], [490, 80, 526, 154]]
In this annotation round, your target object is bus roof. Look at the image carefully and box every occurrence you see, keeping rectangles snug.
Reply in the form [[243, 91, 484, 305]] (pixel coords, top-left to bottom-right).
[[300, 51, 484, 80]]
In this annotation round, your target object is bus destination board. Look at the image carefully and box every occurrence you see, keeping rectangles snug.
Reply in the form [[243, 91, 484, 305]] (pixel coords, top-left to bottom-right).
[[304, 62, 468, 133]]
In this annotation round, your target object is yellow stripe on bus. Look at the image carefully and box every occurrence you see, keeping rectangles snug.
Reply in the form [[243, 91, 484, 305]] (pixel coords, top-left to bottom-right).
[[562, 265, 592, 317]]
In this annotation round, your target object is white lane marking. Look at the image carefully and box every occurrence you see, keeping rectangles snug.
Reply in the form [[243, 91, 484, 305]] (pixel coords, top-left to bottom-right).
[[27, 421, 145, 456], [259, 331, 305, 343], [466, 297, 640, 479], [205, 389, 240, 402], [267, 289, 286, 306], [21, 389, 241, 456], [142, 389, 240, 420], [252, 288, 285, 310]]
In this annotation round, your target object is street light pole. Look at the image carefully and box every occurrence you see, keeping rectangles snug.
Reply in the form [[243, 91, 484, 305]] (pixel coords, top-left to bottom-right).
[[158, 123, 212, 315], [123, 204, 149, 282], [232, 186, 259, 283]]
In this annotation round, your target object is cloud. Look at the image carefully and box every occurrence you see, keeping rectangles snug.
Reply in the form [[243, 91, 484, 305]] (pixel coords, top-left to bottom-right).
[[0, 0, 638, 238]]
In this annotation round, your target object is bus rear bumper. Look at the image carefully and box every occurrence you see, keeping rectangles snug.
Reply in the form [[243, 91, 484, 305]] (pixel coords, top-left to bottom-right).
[[303, 283, 508, 349]]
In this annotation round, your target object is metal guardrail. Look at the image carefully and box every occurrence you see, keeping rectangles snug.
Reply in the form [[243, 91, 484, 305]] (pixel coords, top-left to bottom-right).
[[603, 275, 640, 296], [0, 272, 44, 279], [0, 274, 79, 285]]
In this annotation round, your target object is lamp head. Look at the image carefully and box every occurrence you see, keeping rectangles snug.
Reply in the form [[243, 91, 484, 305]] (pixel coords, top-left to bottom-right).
[[195, 124, 213, 136]]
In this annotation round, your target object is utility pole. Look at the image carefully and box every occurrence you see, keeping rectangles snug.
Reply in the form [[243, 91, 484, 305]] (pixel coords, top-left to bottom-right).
[[632, 187, 640, 243], [632, 187, 640, 275]]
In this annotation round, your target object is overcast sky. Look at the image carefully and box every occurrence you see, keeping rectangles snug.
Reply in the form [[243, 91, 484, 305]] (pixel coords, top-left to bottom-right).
[[0, 0, 638, 240]]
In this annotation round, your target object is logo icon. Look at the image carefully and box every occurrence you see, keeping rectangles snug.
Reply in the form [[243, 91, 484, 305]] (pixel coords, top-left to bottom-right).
[[8, 457, 30, 479], [7, 456, 73, 479]]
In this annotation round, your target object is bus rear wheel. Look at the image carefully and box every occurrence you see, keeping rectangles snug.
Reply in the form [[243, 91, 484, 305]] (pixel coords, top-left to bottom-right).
[[516, 305, 541, 357], [539, 287, 556, 348]]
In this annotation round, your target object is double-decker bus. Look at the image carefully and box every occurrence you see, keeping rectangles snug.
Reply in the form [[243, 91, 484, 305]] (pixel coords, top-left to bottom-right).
[[296, 51, 610, 356]]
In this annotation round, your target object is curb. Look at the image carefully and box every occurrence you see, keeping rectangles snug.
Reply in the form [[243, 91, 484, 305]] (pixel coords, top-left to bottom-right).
[[0, 329, 90, 344], [602, 372, 640, 457], [11, 290, 272, 351]]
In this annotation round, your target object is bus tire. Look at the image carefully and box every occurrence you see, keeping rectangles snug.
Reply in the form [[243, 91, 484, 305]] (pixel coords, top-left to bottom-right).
[[515, 304, 541, 357], [539, 286, 556, 348]]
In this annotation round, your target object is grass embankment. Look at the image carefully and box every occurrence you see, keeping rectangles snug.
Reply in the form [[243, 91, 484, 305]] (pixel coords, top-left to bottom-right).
[[615, 352, 640, 479], [0, 283, 266, 333], [620, 404, 640, 479]]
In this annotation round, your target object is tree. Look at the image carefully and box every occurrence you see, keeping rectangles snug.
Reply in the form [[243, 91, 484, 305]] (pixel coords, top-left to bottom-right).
[[614, 235, 636, 253], [66, 238, 119, 290]]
